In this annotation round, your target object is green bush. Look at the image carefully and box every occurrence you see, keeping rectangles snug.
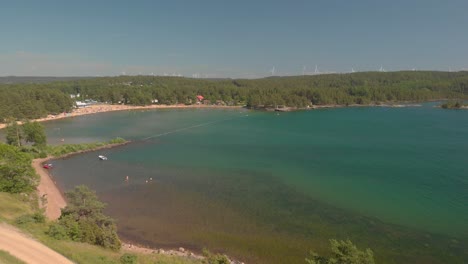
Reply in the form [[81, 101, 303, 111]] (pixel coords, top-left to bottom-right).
[[47, 223, 68, 240], [120, 253, 138, 264], [305, 239, 375, 264], [202, 248, 230, 264], [32, 212, 46, 223], [15, 214, 35, 225], [0, 143, 38, 193], [51, 185, 122, 250]]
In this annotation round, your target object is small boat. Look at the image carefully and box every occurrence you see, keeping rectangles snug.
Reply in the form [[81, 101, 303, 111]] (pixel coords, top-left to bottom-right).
[[43, 163, 53, 169], [98, 155, 108, 161]]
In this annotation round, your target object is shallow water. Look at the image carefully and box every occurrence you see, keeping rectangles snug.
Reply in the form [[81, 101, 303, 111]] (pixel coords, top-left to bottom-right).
[[46, 106, 468, 263]]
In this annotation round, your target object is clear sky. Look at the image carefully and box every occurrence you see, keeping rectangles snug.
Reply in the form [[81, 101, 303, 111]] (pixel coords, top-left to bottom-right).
[[1, 0, 467, 78]]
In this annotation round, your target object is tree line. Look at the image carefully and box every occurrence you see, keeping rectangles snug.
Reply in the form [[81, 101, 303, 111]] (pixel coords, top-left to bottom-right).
[[1, 71, 467, 121]]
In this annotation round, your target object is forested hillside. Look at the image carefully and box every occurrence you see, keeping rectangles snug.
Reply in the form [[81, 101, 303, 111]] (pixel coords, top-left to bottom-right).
[[1, 71, 467, 121]]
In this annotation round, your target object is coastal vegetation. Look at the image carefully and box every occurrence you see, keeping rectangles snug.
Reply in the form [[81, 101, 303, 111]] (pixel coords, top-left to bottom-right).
[[48, 185, 121, 250], [440, 100, 468, 109], [46, 137, 126, 157], [1, 71, 468, 121], [5, 120, 47, 147], [306, 240, 375, 264], [0, 143, 38, 193]]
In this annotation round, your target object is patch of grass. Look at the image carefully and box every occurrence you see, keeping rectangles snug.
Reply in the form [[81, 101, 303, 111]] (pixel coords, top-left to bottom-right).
[[0, 250, 26, 264], [0, 192, 35, 222], [46, 138, 127, 157]]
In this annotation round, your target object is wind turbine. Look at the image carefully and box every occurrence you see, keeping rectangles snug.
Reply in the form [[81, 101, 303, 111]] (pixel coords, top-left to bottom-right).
[[351, 67, 355, 73], [270, 66, 276, 76], [314, 65, 319, 74], [379, 65, 385, 72]]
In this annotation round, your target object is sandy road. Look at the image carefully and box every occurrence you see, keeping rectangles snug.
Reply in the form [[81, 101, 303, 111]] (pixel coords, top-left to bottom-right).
[[0, 223, 73, 264]]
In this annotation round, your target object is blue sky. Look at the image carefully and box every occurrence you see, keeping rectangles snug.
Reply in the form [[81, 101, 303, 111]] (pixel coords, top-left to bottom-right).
[[1, 0, 467, 77]]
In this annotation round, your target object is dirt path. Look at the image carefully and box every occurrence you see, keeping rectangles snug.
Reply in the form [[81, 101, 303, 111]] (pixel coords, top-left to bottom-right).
[[34, 158, 66, 220], [0, 223, 73, 264]]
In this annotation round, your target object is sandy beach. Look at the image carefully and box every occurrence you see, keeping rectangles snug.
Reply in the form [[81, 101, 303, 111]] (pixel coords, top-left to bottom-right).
[[0, 103, 243, 130], [34, 157, 67, 220]]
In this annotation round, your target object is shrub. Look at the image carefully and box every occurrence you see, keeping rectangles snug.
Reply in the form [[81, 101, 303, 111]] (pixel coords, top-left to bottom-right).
[[120, 253, 138, 264], [51, 185, 122, 250], [305, 239, 375, 264], [32, 212, 46, 223], [15, 214, 35, 225], [202, 248, 230, 264], [47, 224, 68, 240]]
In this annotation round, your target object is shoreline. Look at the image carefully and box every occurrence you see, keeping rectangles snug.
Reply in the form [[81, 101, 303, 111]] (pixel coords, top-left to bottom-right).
[[32, 142, 242, 263], [0, 101, 431, 130], [35, 141, 131, 220], [0, 103, 243, 130]]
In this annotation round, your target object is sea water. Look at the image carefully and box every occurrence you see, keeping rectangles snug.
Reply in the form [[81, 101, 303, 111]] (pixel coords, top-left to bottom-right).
[[46, 105, 468, 263]]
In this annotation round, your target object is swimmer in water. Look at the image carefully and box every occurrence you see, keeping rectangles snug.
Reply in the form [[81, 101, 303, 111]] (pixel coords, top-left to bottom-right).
[[125, 176, 129, 181]]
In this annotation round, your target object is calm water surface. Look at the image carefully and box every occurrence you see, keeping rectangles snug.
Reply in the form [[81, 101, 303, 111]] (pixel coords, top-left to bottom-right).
[[46, 106, 468, 263]]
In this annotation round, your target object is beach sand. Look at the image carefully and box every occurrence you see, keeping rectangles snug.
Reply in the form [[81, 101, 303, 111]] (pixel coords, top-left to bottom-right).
[[34, 157, 66, 220], [0, 103, 242, 130]]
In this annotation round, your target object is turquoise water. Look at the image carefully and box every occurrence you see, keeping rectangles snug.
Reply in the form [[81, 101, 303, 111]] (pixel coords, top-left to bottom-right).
[[46, 106, 468, 263]]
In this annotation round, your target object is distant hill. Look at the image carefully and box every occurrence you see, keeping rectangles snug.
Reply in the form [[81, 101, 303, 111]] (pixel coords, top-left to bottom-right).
[[0, 76, 92, 84]]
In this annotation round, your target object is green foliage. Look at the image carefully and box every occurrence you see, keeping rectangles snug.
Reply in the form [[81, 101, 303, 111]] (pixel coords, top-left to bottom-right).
[[0, 249, 27, 264], [46, 138, 127, 157], [32, 211, 46, 223], [0, 143, 38, 193], [108, 137, 126, 144], [305, 239, 375, 264], [47, 223, 69, 240], [120, 253, 138, 264], [1, 72, 468, 121], [0, 84, 73, 121], [22, 121, 47, 147], [15, 212, 45, 225], [53, 185, 122, 250], [202, 248, 230, 264], [5, 122, 23, 147], [440, 100, 466, 109]]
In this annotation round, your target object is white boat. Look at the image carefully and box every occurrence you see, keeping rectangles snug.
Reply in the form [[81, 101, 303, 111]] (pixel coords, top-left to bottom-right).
[[98, 155, 108, 160]]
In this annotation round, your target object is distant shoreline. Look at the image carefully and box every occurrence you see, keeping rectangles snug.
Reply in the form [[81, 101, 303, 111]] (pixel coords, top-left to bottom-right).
[[0, 102, 432, 130], [0, 103, 243, 130]]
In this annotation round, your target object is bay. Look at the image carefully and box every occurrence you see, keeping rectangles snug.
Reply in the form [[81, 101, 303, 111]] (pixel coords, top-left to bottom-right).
[[46, 105, 468, 263]]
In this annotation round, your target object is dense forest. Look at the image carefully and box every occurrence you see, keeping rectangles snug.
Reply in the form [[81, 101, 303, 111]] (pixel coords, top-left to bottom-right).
[[1, 71, 467, 121]]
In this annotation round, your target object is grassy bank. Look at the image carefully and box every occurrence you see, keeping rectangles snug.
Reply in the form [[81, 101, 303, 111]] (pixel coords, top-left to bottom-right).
[[46, 137, 128, 157], [0, 250, 26, 264]]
